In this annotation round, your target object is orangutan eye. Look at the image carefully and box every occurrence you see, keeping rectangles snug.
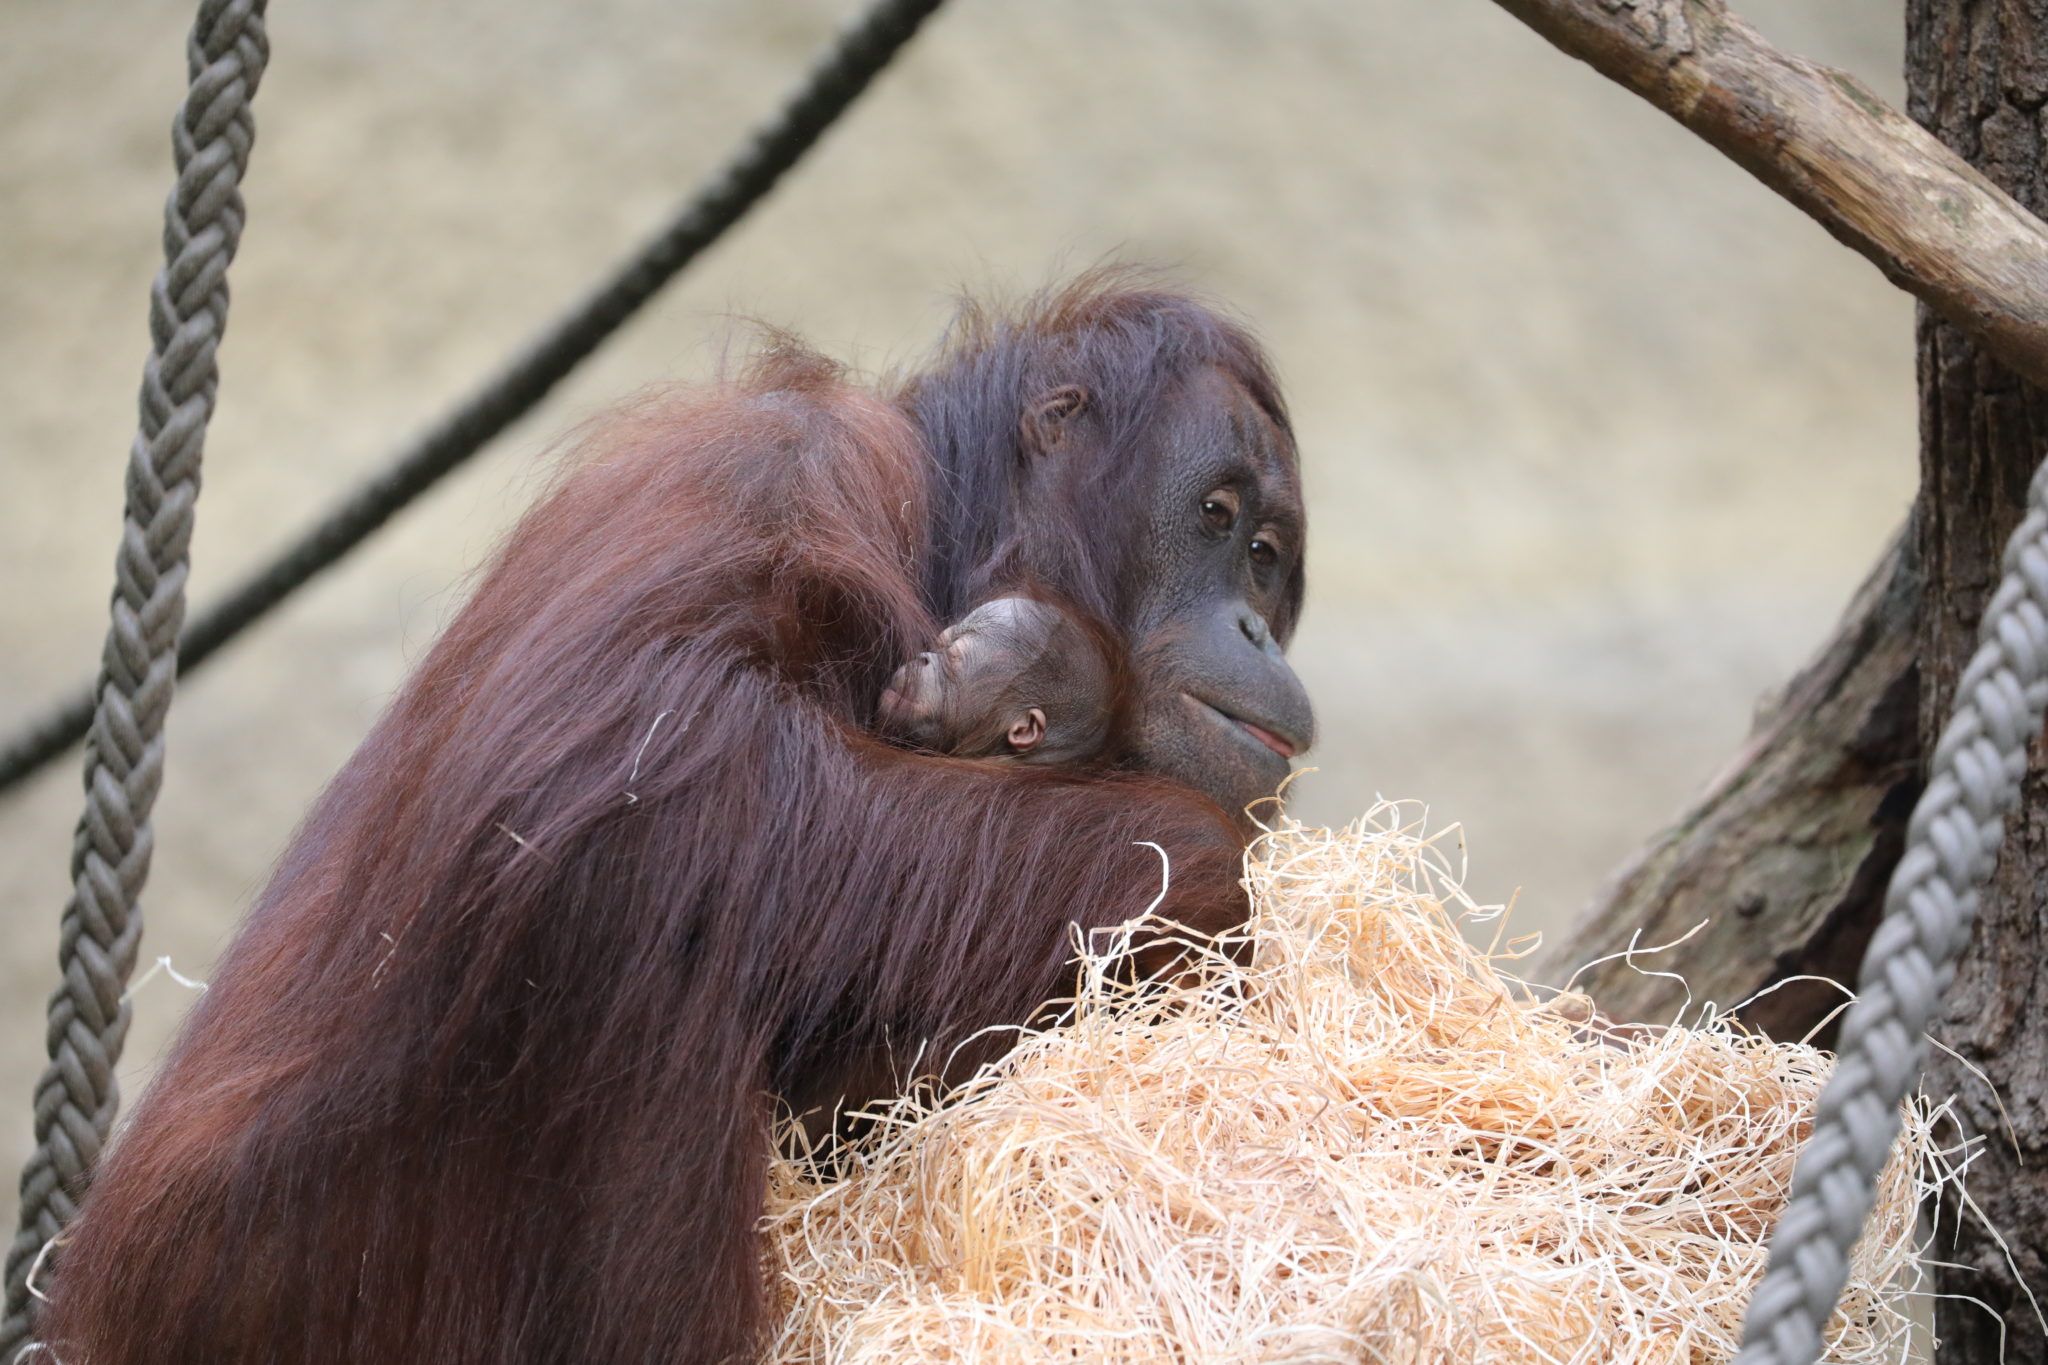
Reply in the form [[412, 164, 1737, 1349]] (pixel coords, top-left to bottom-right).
[[1249, 537, 1279, 568], [1200, 490, 1240, 534]]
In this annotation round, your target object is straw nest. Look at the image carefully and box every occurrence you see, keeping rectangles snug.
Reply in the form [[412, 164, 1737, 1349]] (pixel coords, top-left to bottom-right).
[[763, 805, 1936, 1364]]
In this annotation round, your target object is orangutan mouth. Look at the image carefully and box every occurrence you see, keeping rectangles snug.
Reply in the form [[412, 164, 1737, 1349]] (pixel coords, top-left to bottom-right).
[[1183, 693, 1299, 759]]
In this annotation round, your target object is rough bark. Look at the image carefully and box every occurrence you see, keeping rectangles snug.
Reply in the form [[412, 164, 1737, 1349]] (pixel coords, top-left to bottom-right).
[[1489, 0, 2048, 391], [1908, 5, 2048, 1359]]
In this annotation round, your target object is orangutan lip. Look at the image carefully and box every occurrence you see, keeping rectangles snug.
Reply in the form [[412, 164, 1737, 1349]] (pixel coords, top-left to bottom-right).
[[1183, 693, 1299, 759]]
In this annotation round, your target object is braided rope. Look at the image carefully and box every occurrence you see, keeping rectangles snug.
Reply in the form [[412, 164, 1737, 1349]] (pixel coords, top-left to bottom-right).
[[1733, 462, 2048, 1364], [0, 1, 268, 1355], [0, 0, 952, 797]]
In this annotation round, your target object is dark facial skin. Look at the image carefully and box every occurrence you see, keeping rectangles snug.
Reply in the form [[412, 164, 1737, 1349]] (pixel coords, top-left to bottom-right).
[[1107, 365, 1314, 821], [876, 596, 1114, 764], [889, 363, 1312, 819]]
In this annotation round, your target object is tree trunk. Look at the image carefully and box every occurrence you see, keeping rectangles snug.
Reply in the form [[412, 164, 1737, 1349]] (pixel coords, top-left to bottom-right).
[[1907, 4, 2048, 1359]]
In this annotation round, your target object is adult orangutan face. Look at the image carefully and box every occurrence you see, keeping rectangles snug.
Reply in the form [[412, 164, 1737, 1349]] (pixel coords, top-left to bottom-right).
[[1003, 362, 1313, 821], [1123, 365, 1313, 822]]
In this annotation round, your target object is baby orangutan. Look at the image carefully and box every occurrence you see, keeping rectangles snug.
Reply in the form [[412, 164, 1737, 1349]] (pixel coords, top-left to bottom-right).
[[877, 595, 1117, 763]]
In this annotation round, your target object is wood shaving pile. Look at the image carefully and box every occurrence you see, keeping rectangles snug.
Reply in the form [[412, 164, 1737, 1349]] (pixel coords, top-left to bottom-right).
[[764, 805, 1934, 1364]]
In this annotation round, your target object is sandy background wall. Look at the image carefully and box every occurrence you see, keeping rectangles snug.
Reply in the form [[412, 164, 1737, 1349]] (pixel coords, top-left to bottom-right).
[[0, 0, 1915, 1228]]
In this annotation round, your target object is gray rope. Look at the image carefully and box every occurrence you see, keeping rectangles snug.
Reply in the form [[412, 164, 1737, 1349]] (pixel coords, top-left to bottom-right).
[[0, 0, 952, 798], [0, 0, 268, 1355], [1733, 462, 2048, 1364]]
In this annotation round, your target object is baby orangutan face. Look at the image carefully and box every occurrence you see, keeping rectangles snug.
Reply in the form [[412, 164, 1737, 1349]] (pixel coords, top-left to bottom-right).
[[876, 596, 1114, 764]]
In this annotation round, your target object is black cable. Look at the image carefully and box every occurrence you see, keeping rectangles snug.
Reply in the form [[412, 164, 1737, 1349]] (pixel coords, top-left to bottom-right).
[[0, 0, 951, 796]]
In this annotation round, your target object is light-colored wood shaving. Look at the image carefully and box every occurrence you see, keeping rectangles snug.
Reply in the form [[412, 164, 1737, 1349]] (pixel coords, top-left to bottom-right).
[[764, 804, 1936, 1364]]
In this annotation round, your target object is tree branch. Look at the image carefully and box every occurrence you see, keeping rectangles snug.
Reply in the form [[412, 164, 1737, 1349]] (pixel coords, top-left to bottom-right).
[[1488, 0, 2048, 392]]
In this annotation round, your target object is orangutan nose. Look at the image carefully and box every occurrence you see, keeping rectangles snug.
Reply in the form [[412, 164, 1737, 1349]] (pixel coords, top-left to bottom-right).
[[1238, 610, 1275, 653]]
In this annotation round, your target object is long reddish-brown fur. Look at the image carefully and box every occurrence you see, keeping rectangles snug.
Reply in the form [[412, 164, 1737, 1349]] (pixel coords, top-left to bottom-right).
[[39, 280, 1281, 1364]]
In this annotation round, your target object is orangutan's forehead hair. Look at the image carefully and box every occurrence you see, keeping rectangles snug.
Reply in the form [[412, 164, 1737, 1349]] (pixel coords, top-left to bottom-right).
[[898, 269, 1292, 628]]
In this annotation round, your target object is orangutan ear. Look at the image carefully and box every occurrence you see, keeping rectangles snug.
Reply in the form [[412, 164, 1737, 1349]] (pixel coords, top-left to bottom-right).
[[1019, 386, 1090, 459], [1005, 707, 1047, 753]]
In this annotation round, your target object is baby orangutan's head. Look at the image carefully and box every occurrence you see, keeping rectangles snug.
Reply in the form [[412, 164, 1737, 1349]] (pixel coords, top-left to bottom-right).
[[876, 596, 1115, 764]]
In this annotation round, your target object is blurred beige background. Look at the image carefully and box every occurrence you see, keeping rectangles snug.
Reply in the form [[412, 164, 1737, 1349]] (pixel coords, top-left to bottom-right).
[[1, 0, 1914, 1225]]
